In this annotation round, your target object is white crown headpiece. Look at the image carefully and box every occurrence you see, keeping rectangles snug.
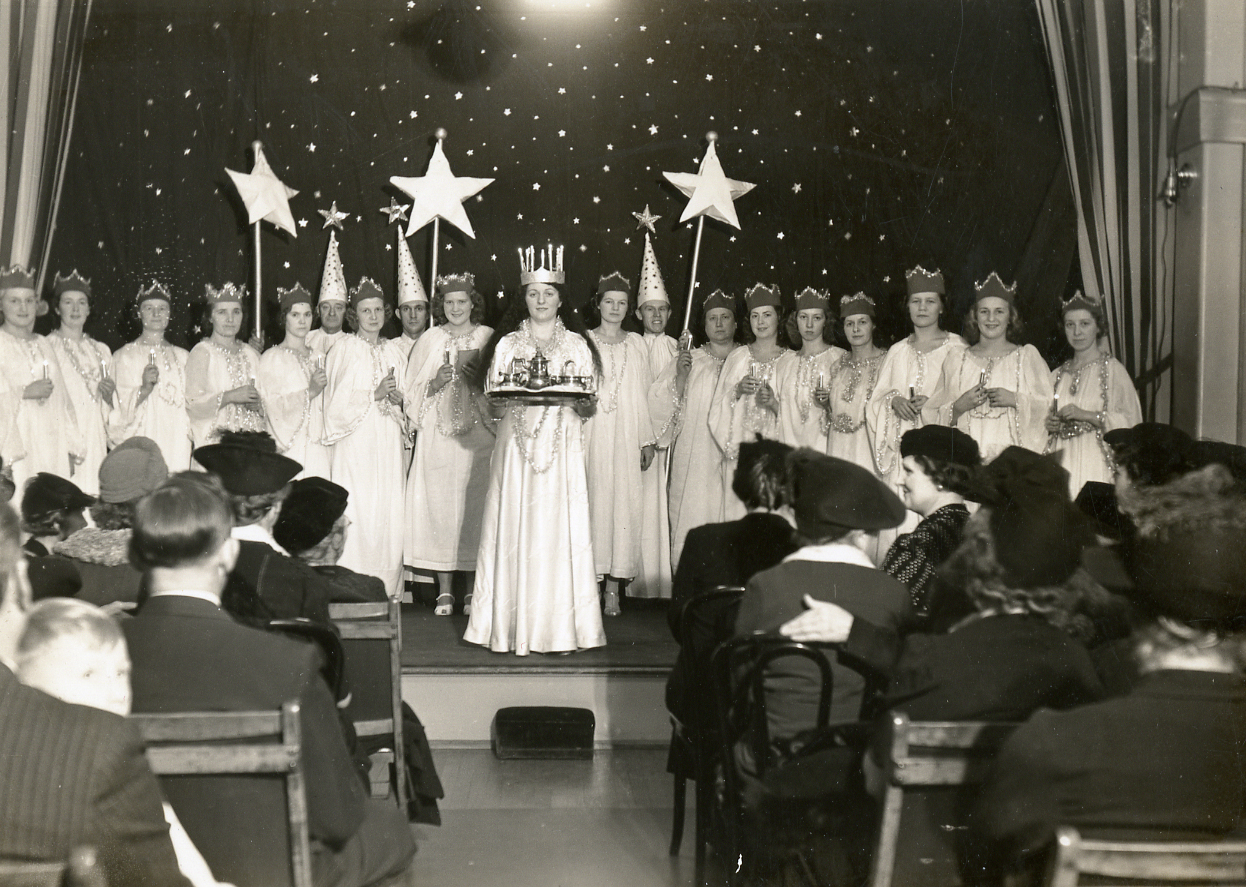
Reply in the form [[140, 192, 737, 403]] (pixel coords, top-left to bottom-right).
[[518, 244, 565, 286]]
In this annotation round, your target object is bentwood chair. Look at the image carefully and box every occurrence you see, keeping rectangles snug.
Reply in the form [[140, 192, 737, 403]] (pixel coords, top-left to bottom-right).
[[1045, 826, 1246, 887]]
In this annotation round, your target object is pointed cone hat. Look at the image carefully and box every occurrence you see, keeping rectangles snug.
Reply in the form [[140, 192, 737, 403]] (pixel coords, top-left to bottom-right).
[[318, 230, 348, 306], [395, 230, 428, 306], [636, 233, 670, 307]]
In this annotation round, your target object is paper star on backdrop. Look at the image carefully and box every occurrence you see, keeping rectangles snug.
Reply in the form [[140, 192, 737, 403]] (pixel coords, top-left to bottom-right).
[[225, 141, 299, 237], [380, 198, 410, 225], [633, 205, 661, 234], [662, 134, 756, 229], [389, 136, 494, 239], [318, 201, 349, 230]]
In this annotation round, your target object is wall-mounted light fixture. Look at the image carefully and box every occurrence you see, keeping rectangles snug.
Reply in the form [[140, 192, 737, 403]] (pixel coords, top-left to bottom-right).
[[1159, 159, 1198, 207]]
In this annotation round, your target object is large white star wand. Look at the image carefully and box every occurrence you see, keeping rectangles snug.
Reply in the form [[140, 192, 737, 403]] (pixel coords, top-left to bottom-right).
[[225, 140, 299, 341], [662, 131, 756, 333]]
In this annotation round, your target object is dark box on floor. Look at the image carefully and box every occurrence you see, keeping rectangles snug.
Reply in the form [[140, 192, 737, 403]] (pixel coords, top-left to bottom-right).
[[492, 706, 595, 760]]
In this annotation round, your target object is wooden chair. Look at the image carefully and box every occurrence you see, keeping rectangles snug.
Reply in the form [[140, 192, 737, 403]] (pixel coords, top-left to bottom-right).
[[667, 585, 745, 887], [0, 847, 104, 887], [869, 712, 1019, 887], [1045, 826, 1246, 887], [329, 600, 408, 810], [132, 702, 312, 887], [711, 634, 836, 887]]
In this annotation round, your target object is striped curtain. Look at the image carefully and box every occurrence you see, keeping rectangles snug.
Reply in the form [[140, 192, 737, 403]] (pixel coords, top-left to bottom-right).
[[0, 0, 92, 291], [1035, 0, 1171, 417]]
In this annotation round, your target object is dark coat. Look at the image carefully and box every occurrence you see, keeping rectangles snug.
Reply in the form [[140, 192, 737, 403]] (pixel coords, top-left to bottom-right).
[[0, 663, 188, 886], [222, 539, 335, 628]]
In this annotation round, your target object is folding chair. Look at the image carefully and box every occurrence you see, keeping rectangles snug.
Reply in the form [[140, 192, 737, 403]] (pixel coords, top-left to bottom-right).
[[329, 600, 408, 810], [1046, 826, 1246, 887], [0, 847, 103, 887], [869, 712, 1019, 887], [668, 585, 745, 887], [132, 702, 312, 887]]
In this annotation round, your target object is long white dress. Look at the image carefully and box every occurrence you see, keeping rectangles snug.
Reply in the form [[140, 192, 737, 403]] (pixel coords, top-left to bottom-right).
[[323, 334, 407, 598], [649, 344, 736, 570], [1045, 354, 1142, 498], [866, 333, 967, 488], [306, 328, 347, 359], [823, 352, 886, 472], [635, 332, 676, 599], [464, 320, 607, 655], [106, 341, 192, 471], [584, 331, 663, 592], [708, 347, 796, 521], [257, 343, 330, 479], [185, 340, 268, 447], [0, 330, 82, 502], [927, 344, 1054, 460], [776, 347, 846, 450], [47, 330, 112, 496], [402, 324, 496, 572]]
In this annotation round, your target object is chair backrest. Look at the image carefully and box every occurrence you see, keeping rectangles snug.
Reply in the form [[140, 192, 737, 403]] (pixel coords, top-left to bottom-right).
[[328, 600, 407, 810], [0, 847, 103, 887], [266, 617, 345, 700], [869, 712, 1019, 887], [1046, 826, 1246, 887], [131, 702, 312, 887], [675, 586, 745, 734]]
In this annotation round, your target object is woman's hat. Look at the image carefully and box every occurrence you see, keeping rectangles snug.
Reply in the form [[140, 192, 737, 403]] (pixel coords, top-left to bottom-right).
[[789, 450, 905, 538], [899, 425, 981, 469], [1103, 422, 1194, 486], [273, 476, 349, 555], [277, 284, 313, 317], [193, 442, 301, 496], [794, 287, 830, 313], [905, 266, 945, 296], [22, 473, 94, 519], [744, 283, 781, 312], [702, 289, 736, 315], [98, 437, 168, 504], [205, 282, 246, 306], [838, 293, 875, 319], [973, 272, 1016, 304]]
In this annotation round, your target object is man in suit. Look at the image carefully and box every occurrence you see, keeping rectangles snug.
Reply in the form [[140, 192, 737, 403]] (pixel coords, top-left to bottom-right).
[[123, 472, 415, 887], [0, 500, 188, 886]]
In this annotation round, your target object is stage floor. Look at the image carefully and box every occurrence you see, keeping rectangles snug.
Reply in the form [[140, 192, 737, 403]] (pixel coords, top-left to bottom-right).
[[400, 598, 679, 675]]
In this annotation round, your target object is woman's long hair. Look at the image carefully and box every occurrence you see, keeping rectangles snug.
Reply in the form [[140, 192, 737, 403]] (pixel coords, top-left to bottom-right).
[[470, 283, 602, 389]]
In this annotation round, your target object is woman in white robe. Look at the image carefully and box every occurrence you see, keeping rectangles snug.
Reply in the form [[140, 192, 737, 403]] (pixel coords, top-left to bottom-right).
[[821, 293, 887, 473], [775, 288, 845, 451], [322, 279, 407, 599], [1044, 292, 1142, 497], [46, 275, 114, 495], [708, 284, 795, 522], [464, 269, 606, 656], [584, 274, 661, 613], [107, 283, 192, 471], [185, 284, 267, 447], [926, 273, 1053, 460], [0, 275, 81, 502], [257, 285, 330, 479], [649, 290, 739, 571], [402, 274, 495, 615]]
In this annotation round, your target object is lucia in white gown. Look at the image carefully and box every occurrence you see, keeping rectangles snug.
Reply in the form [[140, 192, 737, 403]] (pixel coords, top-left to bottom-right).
[[258, 291, 331, 479]]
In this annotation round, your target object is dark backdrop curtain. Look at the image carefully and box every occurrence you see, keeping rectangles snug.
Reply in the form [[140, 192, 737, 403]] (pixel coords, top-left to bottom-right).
[[1035, 0, 1170, 416], [1, 0, 93, 293]]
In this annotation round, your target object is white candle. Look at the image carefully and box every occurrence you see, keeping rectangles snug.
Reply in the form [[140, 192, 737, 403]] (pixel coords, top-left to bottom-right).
[[148, 348, 156, 367], [817, 371, 825, 389], [41, 360, 48, 380]]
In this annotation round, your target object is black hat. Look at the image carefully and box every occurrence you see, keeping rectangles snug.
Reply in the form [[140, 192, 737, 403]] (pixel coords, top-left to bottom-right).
[[192, 444, 301, 496], [899, 425, 981, 469], [1074, 481, 1130, 541], [971, 448, 1092, 588], [1103, 422, 1194, 486], [1188, 439, 1246, 485], [21, 473, 94, 520], [790, 451, 905, 538], [272, 477, 349, 555]]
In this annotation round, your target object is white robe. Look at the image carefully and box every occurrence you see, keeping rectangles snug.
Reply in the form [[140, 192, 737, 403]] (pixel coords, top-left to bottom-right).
[[824, 352, 886, 473], [634, 332, 677, 599], [306, 328, 347, 359], [257, 343, 330, 479], [775, 347, 846, 451], [185, 340, 268, 447], [464, 322, 606, 655], [927, 344, 1054, 461], [0, 330, 82, 502], [47, 331, 112, 495], [1045, 355, 1142, 498], [401, 324, 495, 572], [323, 334, 407, 598], [708, 347, 796, 521], [649, 344, 736, 570], [106, 341, 192, 471]]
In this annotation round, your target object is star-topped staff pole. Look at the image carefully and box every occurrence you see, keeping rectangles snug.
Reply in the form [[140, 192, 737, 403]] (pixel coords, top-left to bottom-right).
[[662, 132, 756, 333], [225, 140, 300, 341], [389, 128, 494, 322]]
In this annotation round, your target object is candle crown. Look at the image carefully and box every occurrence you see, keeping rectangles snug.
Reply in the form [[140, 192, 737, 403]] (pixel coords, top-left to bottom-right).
[[518, 244, 565, 286]]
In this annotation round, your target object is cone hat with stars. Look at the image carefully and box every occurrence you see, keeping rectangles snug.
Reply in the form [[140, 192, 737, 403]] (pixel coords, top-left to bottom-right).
[[395, 230, 428, 307], [318, 230, 347, 306], [636, 233, 670, 307]]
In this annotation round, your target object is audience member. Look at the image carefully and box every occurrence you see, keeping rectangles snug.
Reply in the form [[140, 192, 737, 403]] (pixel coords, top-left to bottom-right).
[[55, 436, 167, 607], [971, 463, 1246, 876], [1103, 421, 1194, 500], [19, 471, 88, 601], [123, 473, 416, 887], [0, 502, 189, 886]]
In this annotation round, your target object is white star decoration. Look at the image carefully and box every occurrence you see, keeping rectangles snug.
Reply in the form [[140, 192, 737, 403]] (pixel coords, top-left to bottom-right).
[[662, 136, 756, 229], [633, 205, 661, 233], [225, 142, 299, 237], [389, 138, 493, 239], [379, 198, 409, 225], [318, 201, 349, 230]]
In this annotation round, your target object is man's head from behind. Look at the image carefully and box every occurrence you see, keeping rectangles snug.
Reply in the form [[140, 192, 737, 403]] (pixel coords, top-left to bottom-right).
[[130, 473, 237, 588], [16, 598, 131, 717]]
